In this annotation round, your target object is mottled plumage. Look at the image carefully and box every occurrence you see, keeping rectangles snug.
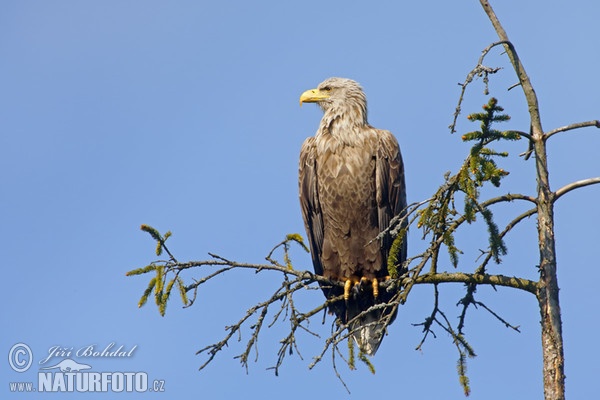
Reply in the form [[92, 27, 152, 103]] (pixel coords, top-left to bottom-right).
[[299, 77, 407, 355]]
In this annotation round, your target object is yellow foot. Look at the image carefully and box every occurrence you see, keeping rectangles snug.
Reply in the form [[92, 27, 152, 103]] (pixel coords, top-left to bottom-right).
[[345, 277, 384, 299], [344, 279, 352, 301], [372, 278, 379, 299]]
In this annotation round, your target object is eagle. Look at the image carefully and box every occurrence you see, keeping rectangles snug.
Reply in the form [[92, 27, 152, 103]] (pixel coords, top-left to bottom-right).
[[298, 77, 407, 355]]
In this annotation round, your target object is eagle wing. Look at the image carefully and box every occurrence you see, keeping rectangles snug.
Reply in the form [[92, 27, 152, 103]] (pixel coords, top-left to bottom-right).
[[300, 130, 406, 276], [376, 129, 407, 268], [299, 136, 324, 276]]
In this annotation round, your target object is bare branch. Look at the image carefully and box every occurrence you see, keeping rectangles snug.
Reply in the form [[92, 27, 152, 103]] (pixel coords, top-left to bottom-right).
[[411, 272, 538, 294], [554, 177, 600, 201], [473, 299, 521, 332], [544, 120, 600, 140], [481, 192, 537, 206], [479, 0, 542, 137], [504, 207, 536, 232]]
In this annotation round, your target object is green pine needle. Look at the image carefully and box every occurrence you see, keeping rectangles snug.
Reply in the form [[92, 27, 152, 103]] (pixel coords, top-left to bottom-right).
[[457, 353, 471, 397], [140, 224, 162, 241], [358, 351, 376, 374], [286, 233, 310, 252], [348, 338, 356, 370], [177, 277, 189, 305], [387, 228, 407, 278], [154, 266, 164, 305], [138, 277, 156, 308], [126, 264, 157, 276]]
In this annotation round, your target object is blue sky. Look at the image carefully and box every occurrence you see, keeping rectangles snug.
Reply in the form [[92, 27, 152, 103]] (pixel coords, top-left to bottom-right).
[[2, 1, 599, 398]]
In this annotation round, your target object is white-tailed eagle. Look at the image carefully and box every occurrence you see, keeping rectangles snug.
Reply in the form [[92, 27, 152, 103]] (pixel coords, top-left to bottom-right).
[[299, 77, 407, 355]]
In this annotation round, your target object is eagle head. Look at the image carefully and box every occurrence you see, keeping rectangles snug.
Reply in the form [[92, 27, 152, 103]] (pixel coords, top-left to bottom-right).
[[299, 77, 368, 122]]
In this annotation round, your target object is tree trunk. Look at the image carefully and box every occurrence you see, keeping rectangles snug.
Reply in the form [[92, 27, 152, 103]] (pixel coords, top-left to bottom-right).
[[537, 265, 566, 400], [478, 1, 566, 398], [534, 141, 565, 400]]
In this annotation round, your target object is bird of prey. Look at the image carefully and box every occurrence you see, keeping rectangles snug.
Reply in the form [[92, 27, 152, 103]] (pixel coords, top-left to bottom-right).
[[298, 77, 407, 355]]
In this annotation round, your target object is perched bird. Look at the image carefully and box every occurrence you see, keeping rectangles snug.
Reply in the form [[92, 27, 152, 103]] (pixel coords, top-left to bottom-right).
[[299, 77, 407, 355]]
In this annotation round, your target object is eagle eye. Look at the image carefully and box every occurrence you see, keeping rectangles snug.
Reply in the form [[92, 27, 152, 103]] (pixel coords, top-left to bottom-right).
[[321, 86, 332, 92]]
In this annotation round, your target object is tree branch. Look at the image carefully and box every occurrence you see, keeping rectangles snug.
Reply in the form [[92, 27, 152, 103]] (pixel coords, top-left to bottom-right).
[[480, 192, 537, 206], [544, 120, 600, 140], [554, 177, 600, 202], [412, 272, 538, 294], [479, 0, 542, 137]]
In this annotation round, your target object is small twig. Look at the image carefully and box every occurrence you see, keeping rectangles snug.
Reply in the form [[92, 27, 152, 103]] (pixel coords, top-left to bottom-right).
[[474, 299, 520, 332], [208, 252, 231, 263], [377, 198, 432, 240], [413, 284, 441, 351], [435, 306, 476, 358], [449, 41, 509, 133], [457, 281, 520, 333], [507, 82, 521, 91], [184, 266, 235, 292], [332, 345, 351, 394]]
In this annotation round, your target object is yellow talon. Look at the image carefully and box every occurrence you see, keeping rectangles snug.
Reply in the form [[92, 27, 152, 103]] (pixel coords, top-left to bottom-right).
[[372, 278, 379, 299], [344, 279, 352, 301]]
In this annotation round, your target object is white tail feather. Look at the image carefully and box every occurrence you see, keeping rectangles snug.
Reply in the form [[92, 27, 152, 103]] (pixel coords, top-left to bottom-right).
[[351, 313, 386, 355]]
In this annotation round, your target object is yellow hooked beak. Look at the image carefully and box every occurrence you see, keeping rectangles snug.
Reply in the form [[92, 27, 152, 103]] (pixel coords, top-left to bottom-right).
[[299, 88, 331, 106]]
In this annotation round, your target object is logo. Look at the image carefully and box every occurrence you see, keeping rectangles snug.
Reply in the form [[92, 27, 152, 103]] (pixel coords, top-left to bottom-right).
[[39, 359, 91, 372], [8, 343, 33, 373], [7, 342, 166, 394]]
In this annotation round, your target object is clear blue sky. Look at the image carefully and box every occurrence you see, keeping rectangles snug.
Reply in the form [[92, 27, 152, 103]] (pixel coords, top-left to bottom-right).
[[2, 1, 599, 399]]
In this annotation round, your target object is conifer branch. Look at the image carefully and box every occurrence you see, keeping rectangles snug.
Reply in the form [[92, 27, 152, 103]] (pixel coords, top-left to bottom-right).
[[130, 224, 539, 382]]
